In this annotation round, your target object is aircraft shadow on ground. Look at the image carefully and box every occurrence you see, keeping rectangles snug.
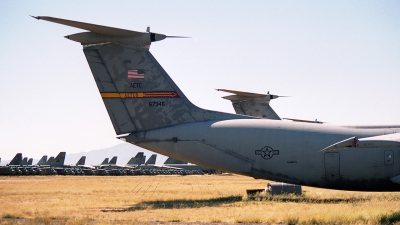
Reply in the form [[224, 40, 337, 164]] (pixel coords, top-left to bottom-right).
[[102, 195, 242, 212], [102, 195, 370, 212], [246, 195, 370, 204]]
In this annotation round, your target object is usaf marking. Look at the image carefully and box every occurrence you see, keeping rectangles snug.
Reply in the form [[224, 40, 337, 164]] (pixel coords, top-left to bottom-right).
[[255, 146, 279, 160]]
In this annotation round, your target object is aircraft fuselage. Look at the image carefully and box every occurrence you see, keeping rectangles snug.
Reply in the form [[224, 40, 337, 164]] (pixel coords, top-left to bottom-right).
[[127, 119, 400, 191]]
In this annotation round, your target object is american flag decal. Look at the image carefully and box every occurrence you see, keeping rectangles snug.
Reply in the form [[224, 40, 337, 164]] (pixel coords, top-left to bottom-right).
[[127, 69, 145, 80]]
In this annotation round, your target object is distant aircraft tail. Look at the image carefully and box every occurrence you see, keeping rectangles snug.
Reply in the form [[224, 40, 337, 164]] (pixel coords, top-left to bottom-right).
[[37, 155, 48, 165], [109, 156, 117, 165], [127, 152, 145, 165], [22, 157, 29, 165], [101, 158, 109, 165], [46, 156, 55, 165], [145, 154, 157, 165], [49, 152, 66, 167], [217, 89, 282, 120], [9, 153, 23, 165], [28, 158, 33, 165], [76, 156, 86, 166], [164, 157, 188, 165]]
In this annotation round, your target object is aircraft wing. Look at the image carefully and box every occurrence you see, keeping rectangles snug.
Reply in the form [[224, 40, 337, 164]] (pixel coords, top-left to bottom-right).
[[321, 133, 400, 151]]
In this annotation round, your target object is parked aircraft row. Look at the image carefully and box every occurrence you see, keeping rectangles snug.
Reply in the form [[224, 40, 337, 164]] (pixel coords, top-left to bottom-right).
[[0, 152, 215, 176]]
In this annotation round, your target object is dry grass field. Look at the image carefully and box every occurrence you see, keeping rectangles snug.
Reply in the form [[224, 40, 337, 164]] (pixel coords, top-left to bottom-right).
[[0, 174, 400, 225]]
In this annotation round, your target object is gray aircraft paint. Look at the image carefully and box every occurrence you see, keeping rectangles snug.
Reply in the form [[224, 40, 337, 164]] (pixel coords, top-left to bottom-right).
[[145, 154, 157, 165], [27, 158, 33, 165], [163, 157, 214, 172], [9, 153, 23, 165], [22, 157, 28, 165], [76, 156, 86, 166], [35, 16, 400, 191], [218, 89, 281, 120], [101, 158, 109, 165], [46, 157, 55, 165], [37, 156, 48, 165], [126, 152, 145, 165], [163, 157, 187, 165], [45, 152, 66, 167], [108, 156, 117, 165]]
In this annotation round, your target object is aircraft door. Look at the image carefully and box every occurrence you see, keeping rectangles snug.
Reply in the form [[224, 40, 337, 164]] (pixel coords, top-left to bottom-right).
[[324, 153, 340, 181]]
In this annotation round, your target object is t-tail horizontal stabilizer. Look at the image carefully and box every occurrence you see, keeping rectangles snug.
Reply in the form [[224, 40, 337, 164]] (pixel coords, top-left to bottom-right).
[[31, 16, 188, 48], [217, 89, 283, 120], [321, 133, 400, 152]]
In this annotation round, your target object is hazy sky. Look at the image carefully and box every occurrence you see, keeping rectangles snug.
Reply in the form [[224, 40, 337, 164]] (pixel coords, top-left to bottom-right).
[[1, 1, 399, 160]]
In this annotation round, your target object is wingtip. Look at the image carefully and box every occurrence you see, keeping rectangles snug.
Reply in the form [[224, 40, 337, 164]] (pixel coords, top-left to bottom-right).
[[166, 36, 191, 38], [30, 15, 41, 20]]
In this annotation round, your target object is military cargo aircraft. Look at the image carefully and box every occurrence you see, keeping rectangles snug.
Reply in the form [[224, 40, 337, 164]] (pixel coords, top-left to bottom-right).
[[34, 16, 400, 191]]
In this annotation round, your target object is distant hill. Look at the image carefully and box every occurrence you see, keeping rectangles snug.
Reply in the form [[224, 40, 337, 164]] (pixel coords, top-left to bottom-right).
[[1, 143, 168, 165]]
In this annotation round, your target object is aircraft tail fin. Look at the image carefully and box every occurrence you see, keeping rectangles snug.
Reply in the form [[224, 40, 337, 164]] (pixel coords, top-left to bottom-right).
[[76, 156, 86, 166], [35, 16, 251, 136], [83, 44, 250, 134], [127, 152, 145, 165], [49, 152, 66, 167], [164, 157, 188, 165], [101, 158, 109, 165], [46, 156, 55, 165], [217, 89, 282, 120], [37, 155, 48, 165], [28, 158, 33, 165], [145, 154, 157, 165], [9, 153, 23, 165], [22, 157, 29, 165], [109, 156, 117, 165]]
